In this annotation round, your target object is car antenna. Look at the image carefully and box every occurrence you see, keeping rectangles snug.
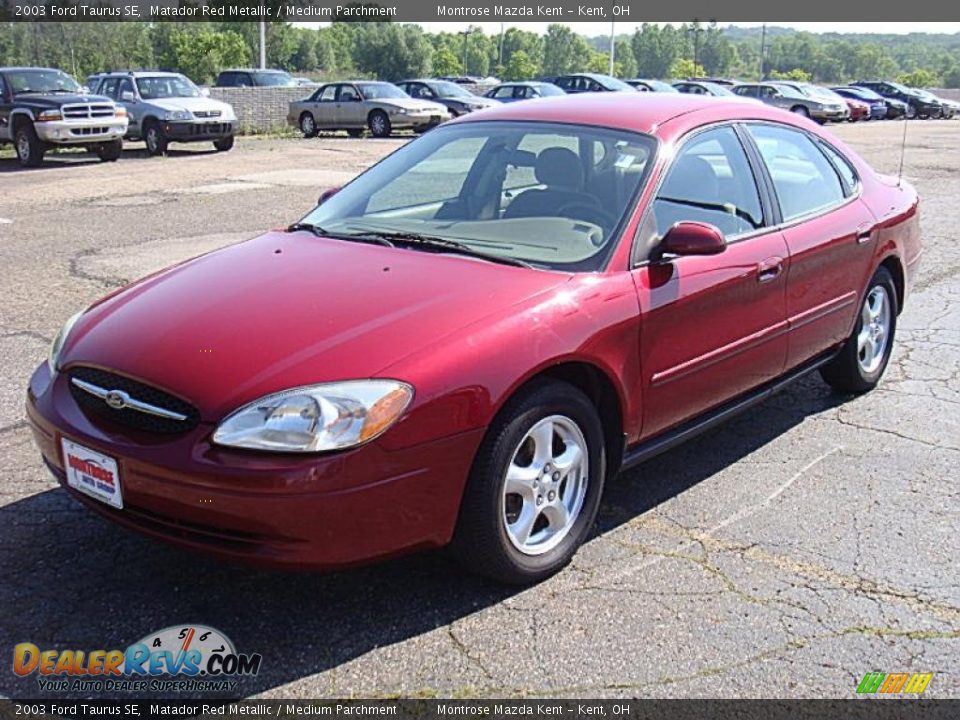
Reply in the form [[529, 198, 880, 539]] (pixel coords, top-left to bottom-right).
[[897, 115, 909, 187]]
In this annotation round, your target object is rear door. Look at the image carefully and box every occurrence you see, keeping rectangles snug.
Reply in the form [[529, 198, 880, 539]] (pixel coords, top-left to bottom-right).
[[744, 123, 877, 370], [0, 74, 11, 142], [311, 84, 339, 127], [631, 124, 789, 439]]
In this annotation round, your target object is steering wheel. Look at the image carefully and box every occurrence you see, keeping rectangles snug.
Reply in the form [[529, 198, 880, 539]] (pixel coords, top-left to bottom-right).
[[556, 202, 618, 242]]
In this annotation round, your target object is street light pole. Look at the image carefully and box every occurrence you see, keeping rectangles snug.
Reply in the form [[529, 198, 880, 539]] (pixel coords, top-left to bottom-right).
[[759, 23, 767, 80], [608, 21, 615, 76], [259, 21, 266, 70]]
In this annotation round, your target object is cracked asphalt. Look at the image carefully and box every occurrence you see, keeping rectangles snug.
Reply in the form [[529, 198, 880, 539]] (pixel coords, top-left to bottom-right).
[[0, 123, 957, 700]]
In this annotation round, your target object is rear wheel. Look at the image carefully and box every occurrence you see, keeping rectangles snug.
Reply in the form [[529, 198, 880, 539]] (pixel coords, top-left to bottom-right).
[[144, 121, 168, 156], [299, 112, 317, 138], [14, 122, 45, 168], [213, 135, 234, 152], [450, 380, 605, 585], [820, 267, 897, 394], [368, 110, 391, 138], [96, 138, 122, 162]]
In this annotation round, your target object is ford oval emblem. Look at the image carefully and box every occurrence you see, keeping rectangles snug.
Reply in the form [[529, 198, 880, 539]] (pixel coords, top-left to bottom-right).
[[104, 390, 128, 410]]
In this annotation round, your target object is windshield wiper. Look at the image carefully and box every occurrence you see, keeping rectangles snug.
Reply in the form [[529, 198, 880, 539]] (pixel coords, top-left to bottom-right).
[[286, 222, 395, 247], [346, 230, 532, 269]]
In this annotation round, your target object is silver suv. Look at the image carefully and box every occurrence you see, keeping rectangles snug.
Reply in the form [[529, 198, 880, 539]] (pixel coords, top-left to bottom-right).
[[90, 71, 237, 155]]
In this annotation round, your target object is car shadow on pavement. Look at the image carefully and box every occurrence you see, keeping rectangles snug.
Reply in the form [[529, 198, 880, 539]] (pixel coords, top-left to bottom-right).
[[0, 373, 847, 700], [0, 146, 218, 172]]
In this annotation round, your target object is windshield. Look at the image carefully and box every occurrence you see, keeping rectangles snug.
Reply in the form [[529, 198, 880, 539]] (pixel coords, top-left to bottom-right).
[[6, 69, 80, 95], [593, 75, 634, 91], [255, 71, 295, 87], [536, 83, 566, 96], [358, 82, 408, 100], [807, 86, 843, 101], [775, 85, 806, 99], [847, 86, 883, 101], [299, 121, 656, 271], [431, 81, 472, 97], [703, 82, 735, 96], [137, 75, 201, 99]]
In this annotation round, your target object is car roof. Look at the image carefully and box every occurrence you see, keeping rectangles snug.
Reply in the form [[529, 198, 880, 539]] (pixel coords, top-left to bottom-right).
[[0, 66, 73, 72], [455, 93, 788, 138], [99, 71, 182, 78], [220, 68, 289, 74]]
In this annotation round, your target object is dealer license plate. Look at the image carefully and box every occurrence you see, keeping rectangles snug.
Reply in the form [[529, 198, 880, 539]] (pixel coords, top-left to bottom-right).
[[61, 437, 123, 509]]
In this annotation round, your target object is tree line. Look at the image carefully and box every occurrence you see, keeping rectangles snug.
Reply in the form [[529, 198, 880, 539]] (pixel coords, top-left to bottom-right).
[[1, 21, 958, 88]]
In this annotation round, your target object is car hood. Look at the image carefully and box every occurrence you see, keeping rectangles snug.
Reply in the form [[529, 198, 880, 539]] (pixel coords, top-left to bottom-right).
[[444, 95, 498, 107], [14, 92, 113, 108], [376, 97, 448, 113], [62, 231, 569, 422], [146, 97, 235, 115]]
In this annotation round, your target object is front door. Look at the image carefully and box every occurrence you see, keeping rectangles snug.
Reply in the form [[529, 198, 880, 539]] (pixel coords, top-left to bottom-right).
[[631, 125, 789, 440], [335, 84, 364, 127]]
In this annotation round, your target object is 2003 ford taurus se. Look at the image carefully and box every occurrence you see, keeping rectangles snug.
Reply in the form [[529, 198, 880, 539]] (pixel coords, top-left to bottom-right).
[[27, 95, 921, 584]]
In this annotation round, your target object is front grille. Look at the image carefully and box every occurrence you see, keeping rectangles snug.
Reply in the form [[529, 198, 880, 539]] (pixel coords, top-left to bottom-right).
[[194, 110, 222, 118], [68, 367, 200, 435], [69, 127, 109, 136], [62, 103, 115, 119], [188, 123, 228, 136]]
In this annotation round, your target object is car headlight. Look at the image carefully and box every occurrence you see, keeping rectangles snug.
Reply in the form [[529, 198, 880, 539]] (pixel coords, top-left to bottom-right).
[[164, 110, 190, 121], [48, 311, 83, 373], [36, 109, 63, 122], [212, 380, 414, 453]]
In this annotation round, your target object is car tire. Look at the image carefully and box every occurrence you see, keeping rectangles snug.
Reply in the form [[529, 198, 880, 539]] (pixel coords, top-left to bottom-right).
[[96, 139, 122, 162], [213, 135, 234, 152], [14, 121, 45, 168], [368, 110, 391, 138], [791, 105, 810, 119], [299, 113, 318, 138], [450, 379, 606, 585], [346, 129, 363, 138], [820, 266, 898, 394], [144, 121, 168, 156]]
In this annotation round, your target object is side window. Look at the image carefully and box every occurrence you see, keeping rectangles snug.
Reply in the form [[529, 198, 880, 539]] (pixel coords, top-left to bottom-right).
[[492, 86, 513, 99], [338, 85, 358, 102], [0, 75, 6, 98], [515, 86, 529, 99], [653, 126, 764, 239], [236, 74, 252, 88], [747, 124, 847, 222], [318, 85, 337, 102], [100, 78, 120, 100], [818, 141, 859, 196], [118, 79, 134, 99]]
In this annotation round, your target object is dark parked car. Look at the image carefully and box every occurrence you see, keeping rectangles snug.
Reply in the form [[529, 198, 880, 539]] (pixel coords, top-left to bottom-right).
[[831, 87, 890, 120], [395, 79, 499, 116], [673, 81, 737, 97], [29, 94, 921, 584], [553, 73, 636, 93], [484, 82, 565, 103], [853, 81, 941, 119], [914, 89, 955, 119], [687, 77, 739, 87], [624, 79, 679, 93], [215, 69, 297, 88]]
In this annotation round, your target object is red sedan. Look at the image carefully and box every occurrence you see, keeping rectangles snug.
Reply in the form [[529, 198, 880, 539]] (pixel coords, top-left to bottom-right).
[[28, 95, 922, 584], [844, 97, 871, 121]]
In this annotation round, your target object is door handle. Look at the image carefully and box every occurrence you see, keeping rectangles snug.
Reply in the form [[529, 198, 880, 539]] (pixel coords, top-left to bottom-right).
[[856, 223, 874, 244], [757, 257, 784, 283]]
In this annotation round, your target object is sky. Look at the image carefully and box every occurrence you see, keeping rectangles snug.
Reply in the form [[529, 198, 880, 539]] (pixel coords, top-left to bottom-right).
[[408, 21, 960, 36]]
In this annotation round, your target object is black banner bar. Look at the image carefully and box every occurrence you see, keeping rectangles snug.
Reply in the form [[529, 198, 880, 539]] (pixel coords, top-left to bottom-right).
[[2, 0, 960, 22], [3, 700, 960, 720]]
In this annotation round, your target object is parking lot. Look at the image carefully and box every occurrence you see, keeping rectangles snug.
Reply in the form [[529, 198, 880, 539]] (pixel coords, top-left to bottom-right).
[[0, 121, 957, 700]]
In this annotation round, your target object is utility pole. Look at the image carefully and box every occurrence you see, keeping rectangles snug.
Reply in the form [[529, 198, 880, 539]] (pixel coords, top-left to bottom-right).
[[462, 30, 469, 75], [608, 21, 616, 76], [758, 23, 767, 80], [259, 21, 266, 70], [499, 22, 505, 71]]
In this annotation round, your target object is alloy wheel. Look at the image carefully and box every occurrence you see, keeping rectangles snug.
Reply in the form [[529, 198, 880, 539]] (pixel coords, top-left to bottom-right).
[[16, 132, 30, 161], [502, 415, 589, 556], [857, 286, 891, 374]]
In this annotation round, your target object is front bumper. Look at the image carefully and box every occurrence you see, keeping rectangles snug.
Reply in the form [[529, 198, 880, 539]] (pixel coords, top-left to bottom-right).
[[390, 111, 451, 129], [34, 118, 127, 144], [810, 108, 849, 122], [27, 363, 483, 570], [161, 120, 236, 142]]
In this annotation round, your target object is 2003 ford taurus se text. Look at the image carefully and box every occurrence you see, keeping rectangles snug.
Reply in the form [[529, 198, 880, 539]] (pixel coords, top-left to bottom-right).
[[27, 95, 921, 584]]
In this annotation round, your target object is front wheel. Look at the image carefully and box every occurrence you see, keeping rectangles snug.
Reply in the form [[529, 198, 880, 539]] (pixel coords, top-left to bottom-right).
[[144, 121, 168, 156], [368, 110, 391, 138], [14, 122, 45, 167], [791, 105, 810, 119], [213, 135, 234, 152], [299, 112, 317, 138], [450, 380, 605, 585], [820, 267, 898, 394], [96, 138, 122, 162]]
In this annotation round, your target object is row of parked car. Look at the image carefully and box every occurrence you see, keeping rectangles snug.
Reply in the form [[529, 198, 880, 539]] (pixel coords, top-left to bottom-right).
[[286, 72, 959, 139], [0, 66, 239, 168]]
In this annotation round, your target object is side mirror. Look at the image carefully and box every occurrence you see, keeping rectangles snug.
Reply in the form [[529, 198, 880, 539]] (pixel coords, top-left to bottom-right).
[[659, 222, 726, 257], [317, 186, 341, 205], [120, 90, 135, 102], [200, 87, 210, 97]]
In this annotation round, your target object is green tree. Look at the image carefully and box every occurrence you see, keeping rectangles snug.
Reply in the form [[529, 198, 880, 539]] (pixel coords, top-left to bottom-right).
[[897, 68, 939, 88], [352, 23, 433, 80], [543, 24, 591, 76], [769, 68, 812, 81], [169, 29, 249, 84], [668, 58, 706, 80], [614, 38, 637, 78], [501, 49, 538, 81]]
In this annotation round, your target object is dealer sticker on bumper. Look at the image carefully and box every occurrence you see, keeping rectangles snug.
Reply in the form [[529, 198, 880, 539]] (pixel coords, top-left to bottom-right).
[[61, 438, 123, 509]]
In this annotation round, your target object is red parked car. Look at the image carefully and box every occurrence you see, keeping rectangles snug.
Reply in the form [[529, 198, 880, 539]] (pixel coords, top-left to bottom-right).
[[843, 97, 871, 121], [28, 95, 922, 584]]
